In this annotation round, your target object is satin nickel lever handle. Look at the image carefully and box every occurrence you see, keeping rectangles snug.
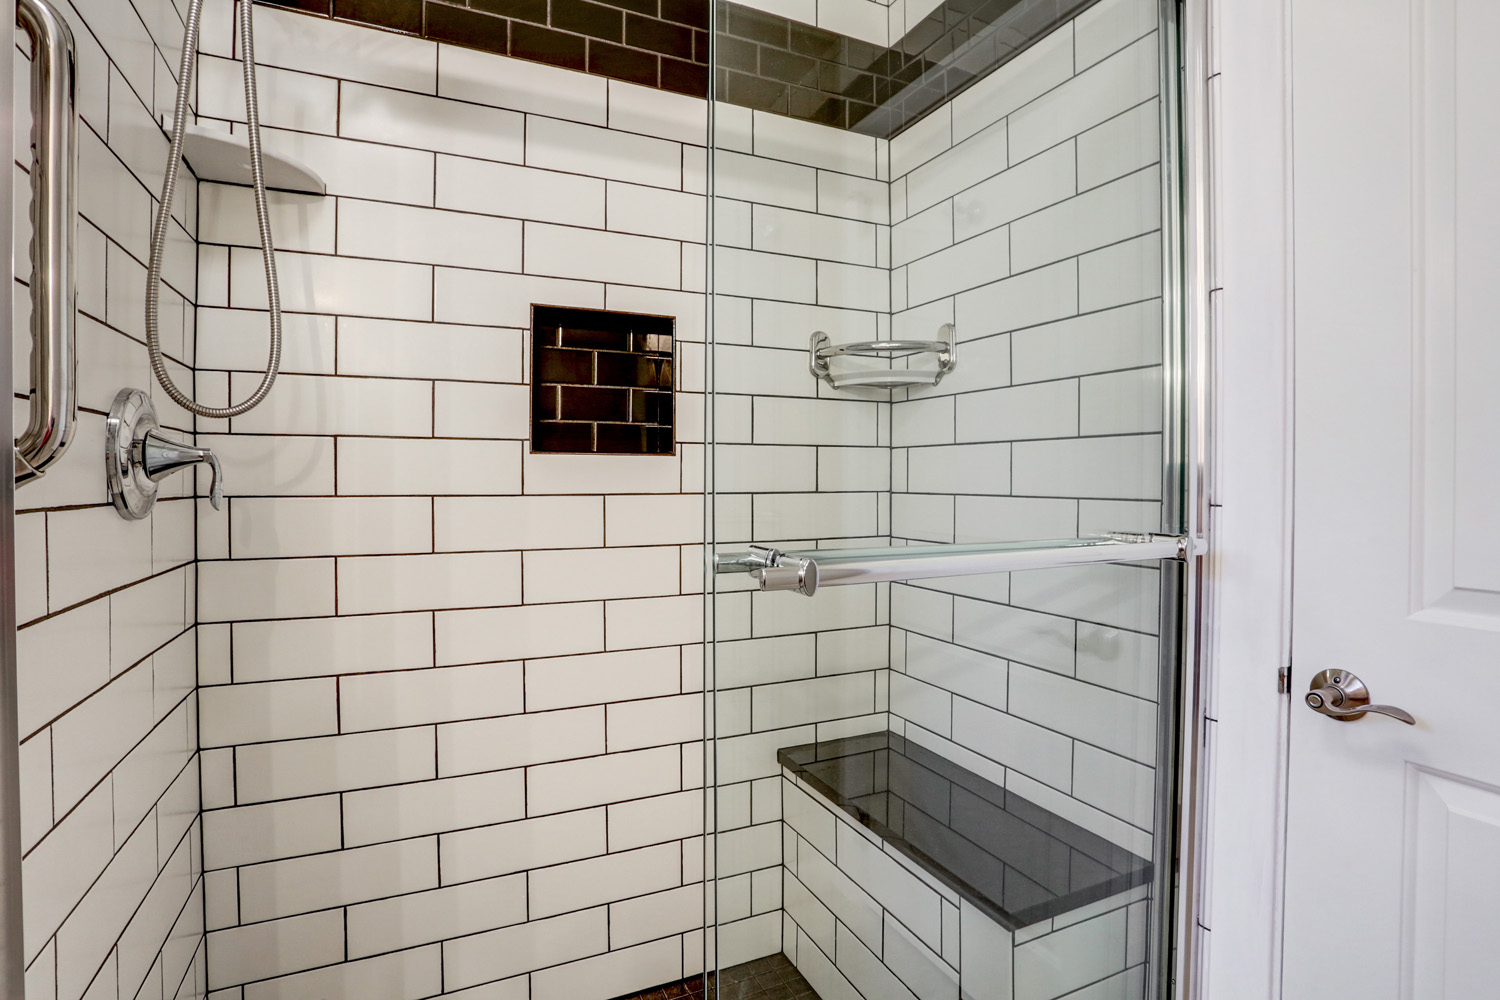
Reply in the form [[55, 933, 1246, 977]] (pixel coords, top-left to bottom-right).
[[107, 388, 225, 520], [1304, 669, 1415, 725]]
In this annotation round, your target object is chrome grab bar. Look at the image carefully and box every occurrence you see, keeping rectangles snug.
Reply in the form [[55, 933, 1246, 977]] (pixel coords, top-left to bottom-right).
[[715, 533, 1191, 595], [15, 0, 77, 485]]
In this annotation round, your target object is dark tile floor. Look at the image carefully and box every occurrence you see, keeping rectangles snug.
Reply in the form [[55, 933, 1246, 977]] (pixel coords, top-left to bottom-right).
[[614, 953, 818, 1000]]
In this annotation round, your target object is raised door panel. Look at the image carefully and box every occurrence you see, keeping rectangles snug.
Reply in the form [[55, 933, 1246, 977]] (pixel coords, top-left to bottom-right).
[[1405, 768, 1500, 998], [1415, 0, 1500, 626]]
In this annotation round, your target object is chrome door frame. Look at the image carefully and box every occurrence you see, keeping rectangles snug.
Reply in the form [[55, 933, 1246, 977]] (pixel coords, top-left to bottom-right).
[[0, 0, 24, 993], [1172, 0, 1220, 996]]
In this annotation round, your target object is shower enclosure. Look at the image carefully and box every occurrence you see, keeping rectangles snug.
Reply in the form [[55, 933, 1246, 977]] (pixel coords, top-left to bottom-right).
[[0, 0, 1194, 997], [704, 1, 1189, 998]]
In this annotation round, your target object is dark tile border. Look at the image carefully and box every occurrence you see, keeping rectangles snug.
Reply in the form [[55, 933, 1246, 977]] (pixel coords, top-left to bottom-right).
[[716, 0, 1103, 137], [254, 0, 709, 97], [255, 0, 1107, 137]]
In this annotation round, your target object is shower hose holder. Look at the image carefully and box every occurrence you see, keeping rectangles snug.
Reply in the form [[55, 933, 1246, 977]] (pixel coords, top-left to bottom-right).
[[106, 388, 222, 521]]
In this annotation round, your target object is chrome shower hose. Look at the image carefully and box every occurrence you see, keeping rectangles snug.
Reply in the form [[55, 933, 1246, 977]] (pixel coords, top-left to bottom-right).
[[146, 0, 281, 419]]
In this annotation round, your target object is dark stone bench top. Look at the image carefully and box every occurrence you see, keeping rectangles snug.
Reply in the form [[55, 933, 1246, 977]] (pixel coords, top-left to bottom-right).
[[777, 731, 1153, 931]]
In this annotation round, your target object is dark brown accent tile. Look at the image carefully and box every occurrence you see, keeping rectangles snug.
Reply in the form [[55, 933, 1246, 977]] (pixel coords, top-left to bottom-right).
[[846, 100, 878, 128], [257, 0, 333, 15], [858, 44, 903, 77], [819, 63, 874, 103], [560, 385, 630, 421], [597, 351, 669, 387], [787, 23, 843, 61], [660, 0, 709, 30], [721, 4, 787, 46], [552, 0, 626, 42], [533, 306, 674, 456], [588, 39, 659, 85], [892, 55, 930, 86], [470, 0, 549, 23], [535, 385, 559, 420], [533, 422, 594, 452], [758, 47, 817, 87], [268, 0, 1105, 138], [714, 33, 759, 73], [334, 0, 420, 32], [901, 11, 948, 54], [559, 325, 630, 350], [423, 2, 509, 52], [536, 348, 594, 384], [602, 423, 673, 454], [511, 21, 588, 69], [629, 389, 672, 424], [626, 13, 694, 57], [789, 86, 843, 126], [719, 68, 787, 113]]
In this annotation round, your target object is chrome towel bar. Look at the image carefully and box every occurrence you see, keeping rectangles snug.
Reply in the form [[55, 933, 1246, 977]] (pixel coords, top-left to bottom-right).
[[715, 534, 1192, 596], [15, 0, 77, 485]]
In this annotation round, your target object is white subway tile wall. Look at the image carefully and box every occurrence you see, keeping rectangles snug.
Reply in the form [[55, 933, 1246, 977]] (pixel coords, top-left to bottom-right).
[[188, 9, 728, 998], [773, 0, 1169, 997], [10, 0, 1168, 998], [886, 0, 1165, 867], [12, 0, 205, 998], [707, 79, 905, 969]]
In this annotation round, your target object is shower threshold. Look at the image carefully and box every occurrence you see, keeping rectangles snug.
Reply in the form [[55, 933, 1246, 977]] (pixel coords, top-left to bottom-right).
[[613, 954, 817, 1000]]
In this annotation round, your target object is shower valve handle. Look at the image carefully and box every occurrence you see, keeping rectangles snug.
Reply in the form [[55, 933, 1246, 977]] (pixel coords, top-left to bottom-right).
[[1304, 669, 1415, 725], [141, 429, 223, 510]]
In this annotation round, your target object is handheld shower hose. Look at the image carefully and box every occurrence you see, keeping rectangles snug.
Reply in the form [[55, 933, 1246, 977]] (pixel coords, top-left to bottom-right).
[[147, 0, 281, 418]]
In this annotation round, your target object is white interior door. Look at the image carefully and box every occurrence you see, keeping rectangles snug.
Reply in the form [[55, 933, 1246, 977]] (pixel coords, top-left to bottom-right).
[[1283, 0, 1500, 996]]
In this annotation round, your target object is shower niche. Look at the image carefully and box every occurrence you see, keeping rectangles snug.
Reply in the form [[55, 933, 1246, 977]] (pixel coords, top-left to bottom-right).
[[530, 305, 676, 456]]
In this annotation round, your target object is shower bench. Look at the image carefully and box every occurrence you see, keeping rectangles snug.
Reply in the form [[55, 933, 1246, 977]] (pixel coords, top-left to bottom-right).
[[776, 731, 1153, 1000]]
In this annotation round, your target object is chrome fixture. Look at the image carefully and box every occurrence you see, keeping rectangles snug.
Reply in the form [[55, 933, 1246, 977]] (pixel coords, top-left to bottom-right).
[[1304, 669, 1415, 725], [810, 324, 957, 389], [716, 533, 1190, 594], [15, 0, 76, 485], [741, 545, 820, 596], [147, 0, 283, 418], [106, 389, 222, 520]]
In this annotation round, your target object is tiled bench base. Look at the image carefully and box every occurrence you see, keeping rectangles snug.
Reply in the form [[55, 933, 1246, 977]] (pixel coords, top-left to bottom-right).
[[778, 733, 1153, 1000]]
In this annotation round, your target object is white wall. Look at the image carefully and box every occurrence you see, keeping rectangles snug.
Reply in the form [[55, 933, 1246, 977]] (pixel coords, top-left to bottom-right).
[[11, 0, 205, 998], [1195, 0, 1295, 993]]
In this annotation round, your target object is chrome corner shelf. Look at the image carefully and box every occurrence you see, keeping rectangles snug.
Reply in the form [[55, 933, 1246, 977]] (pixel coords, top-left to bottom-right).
[[810, 323, 956, 390]]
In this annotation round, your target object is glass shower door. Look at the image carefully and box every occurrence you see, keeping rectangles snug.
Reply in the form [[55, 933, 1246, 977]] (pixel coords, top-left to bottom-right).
[[705, 0, 1186, 997]]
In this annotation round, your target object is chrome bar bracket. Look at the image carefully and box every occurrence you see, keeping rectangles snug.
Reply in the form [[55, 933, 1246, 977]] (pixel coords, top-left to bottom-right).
[[716, 533, 1192, 596]]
